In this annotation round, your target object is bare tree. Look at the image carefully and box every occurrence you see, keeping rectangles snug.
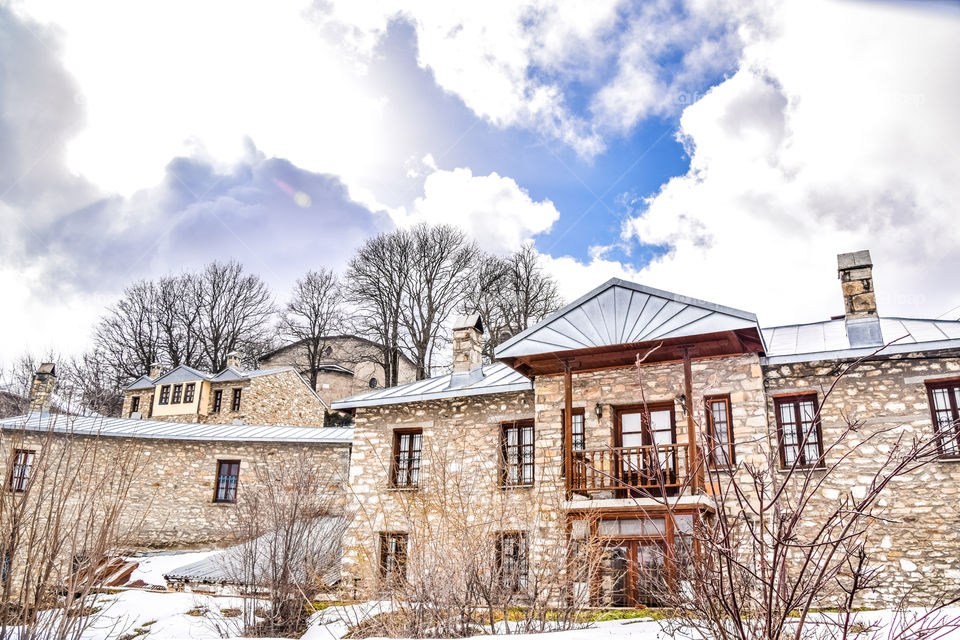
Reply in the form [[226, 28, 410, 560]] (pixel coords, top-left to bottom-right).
[[93, 280, 162, 380], [401, 224, 479, 379], [156, 273, 203, 369], [227, 453, 348, 637], [346, 230, 412, 387], [280, 269, 344, 391], [194, 261, 275, 371], [463, 244, 562, 360]]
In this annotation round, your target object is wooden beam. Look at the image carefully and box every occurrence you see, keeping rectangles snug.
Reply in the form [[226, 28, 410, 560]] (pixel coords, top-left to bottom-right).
[[563, 359, 573, 498], [682, 346, 699, 494]]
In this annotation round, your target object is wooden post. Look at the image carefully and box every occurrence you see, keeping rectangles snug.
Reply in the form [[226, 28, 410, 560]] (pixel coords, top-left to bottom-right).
[[682, 347, 699, 493], [563, 360, 573, 497]]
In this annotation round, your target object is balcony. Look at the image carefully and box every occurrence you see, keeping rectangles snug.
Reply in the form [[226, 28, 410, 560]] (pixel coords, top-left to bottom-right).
[[569, 443, 691, 496]]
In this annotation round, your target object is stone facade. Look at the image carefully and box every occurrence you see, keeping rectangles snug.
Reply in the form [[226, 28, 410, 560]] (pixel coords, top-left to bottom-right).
[[761, 348, 960, 605], [0, 429, 351, 548], [260, 335, 418, 407], [122, 369, 326, 427]]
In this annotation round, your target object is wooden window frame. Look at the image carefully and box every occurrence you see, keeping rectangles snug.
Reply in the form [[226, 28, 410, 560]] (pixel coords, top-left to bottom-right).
[[495, 531, 529, 592], [212, 389, 223, 413], [561, 408, 585, 478], [9, 449, 35, 493], [704, 394, 735, 469], [391, 429, 422, 489], [379, 532, 408, 582], [214, 460, 240, 503], [158, 385, 171, 405], [926, 378, 960, 458], [231, 388, 242, 412], [184, 383, 195, 404], [773, 394, 825, 469], [501, 419, 535, 488], [171, 384, 183, 404], [130, 396, 140, 416]]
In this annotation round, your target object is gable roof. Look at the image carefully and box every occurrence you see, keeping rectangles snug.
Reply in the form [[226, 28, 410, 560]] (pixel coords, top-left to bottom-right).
[[150, 364, 213, 386], [331, 362, 531, 410], [260, 335, 416, 366], [761, 316, 960, 364], [496, 278, 764, 359], [126, 374, 156, 391]]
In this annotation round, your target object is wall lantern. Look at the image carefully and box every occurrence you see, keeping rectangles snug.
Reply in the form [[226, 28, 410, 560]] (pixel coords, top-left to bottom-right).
[[675, 393, 688, 418], [595, 402, 603, 419]]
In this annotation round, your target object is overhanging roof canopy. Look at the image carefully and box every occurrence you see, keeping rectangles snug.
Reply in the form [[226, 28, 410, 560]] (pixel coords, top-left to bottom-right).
[[495, 278, 766, 375]]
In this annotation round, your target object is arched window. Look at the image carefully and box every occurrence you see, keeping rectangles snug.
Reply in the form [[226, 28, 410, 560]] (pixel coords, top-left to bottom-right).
[[369, 377, 378, 388]]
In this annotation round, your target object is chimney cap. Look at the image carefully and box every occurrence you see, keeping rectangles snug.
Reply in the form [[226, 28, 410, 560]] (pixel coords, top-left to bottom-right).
[[36, 362, 56, 376], [453, 313, 484, 333], [838, 250, 872, 270]]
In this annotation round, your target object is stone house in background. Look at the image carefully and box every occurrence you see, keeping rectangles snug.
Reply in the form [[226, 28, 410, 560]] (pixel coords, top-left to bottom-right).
[[121, 352, 327, 427], [334, 250, 960, 608], [259, 335, 417, 408], [1, 367, 351, 548]]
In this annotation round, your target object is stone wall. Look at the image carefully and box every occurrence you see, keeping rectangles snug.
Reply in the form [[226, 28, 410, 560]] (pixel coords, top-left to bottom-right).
[[0, 428, 351, 548], [121, 390, 155, 419], [201, 370, 326, 427], [761, 348, 960, 605]]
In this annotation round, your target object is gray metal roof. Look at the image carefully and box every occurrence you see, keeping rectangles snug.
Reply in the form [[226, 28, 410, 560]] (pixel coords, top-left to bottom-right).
[[151, 364, 213, 385], [496, 278, 762, 359], [0, 412, 352, 444], [164, 517, 343, 586], [126, 375, 156, 391], [761, 316, 960, 364], [331, 362, 531, 410]]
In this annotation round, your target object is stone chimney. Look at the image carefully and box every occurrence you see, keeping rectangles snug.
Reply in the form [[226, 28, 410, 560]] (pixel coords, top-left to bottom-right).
[[225, 351, 242, 370], [149, 362, 162, 379], [838, 250, 882, 347], [28, 363, 56, 413], [451, 314, 484, 374]]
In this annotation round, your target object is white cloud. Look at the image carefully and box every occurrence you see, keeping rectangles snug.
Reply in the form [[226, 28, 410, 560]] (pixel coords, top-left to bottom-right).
[[404, 166, 560, 254], [611, 0, 960, 325]]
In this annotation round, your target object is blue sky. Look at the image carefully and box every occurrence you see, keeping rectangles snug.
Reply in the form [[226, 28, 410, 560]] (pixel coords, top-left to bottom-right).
[[1, 0, 959, 362]]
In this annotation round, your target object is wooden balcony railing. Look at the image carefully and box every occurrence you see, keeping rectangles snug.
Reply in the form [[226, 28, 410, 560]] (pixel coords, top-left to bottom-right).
[[570, 443, 690, 494]]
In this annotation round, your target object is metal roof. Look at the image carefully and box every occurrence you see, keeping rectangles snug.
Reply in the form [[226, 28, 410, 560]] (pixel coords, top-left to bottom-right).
[[151, 364, 213, 385], [761, 316, 960, 364], [496, 278, 762, 359], [126, 375, 156, 391], [0, 412, 352, 444], [331, 362, 531, 410]]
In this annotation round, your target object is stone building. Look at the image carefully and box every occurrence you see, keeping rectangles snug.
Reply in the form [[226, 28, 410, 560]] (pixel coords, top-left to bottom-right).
[[333, 251, 960, 607], [121, 352, 327, 427], [259, 335, 417, 408], [1, 365, 352, 549]]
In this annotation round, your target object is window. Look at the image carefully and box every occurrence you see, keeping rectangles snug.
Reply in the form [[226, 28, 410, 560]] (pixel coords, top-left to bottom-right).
[[501, 420, 535, 487], [212, 389, 223, 413], [926, 379, 960, 456], [171, 384, 183, 404], [158, 385, 171, 405], [9, 449, 35, 492], [379, 532, 408, 581], [705, 395, 735, 468], [774, 395, 824, 469], [214, 460, 240, 503], [325, 346, 333, 357], [231, 388, 242, 412], [130, 396, 140, 416], [391, 429, 422, 488], [184, 382, 195, 404], [369, 377, 378, 389], [496, 532, 528, 592], [561, 408, 585, 478]]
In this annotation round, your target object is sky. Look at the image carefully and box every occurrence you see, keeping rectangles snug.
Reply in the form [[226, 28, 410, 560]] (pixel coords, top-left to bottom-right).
[[1, 0, 959, 364]]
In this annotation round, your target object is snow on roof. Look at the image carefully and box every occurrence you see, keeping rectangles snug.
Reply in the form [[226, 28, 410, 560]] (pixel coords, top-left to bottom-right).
[[495, 278, 762, 359], [331, 362, 531, 410], [761, 316, 960, 364], [0, 412, 352, 444]]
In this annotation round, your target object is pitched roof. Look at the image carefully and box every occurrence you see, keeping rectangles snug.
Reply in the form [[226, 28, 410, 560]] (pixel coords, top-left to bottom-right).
[[761, 317, 960, 364], [0, 412, 352, 444], [259, 335, 416, 366], [331, 362, 531, 410], [496, 278, 763, 359], [125, 375, 156, 391]]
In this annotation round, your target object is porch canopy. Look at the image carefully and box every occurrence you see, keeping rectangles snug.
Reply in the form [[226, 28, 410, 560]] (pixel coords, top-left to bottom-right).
[[495, 278, 766, 375]]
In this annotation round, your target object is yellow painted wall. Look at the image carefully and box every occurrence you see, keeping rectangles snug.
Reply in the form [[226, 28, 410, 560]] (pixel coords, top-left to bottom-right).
[[151, 380, 211, 418]]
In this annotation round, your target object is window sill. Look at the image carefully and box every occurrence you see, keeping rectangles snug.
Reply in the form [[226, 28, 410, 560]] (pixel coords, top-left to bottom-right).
[[211, 501, 236, 506], [936, 456, 960, 463], [387, 485, 419, 492], [500, 484, 535, 491], [776, 465, 826, 474]]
